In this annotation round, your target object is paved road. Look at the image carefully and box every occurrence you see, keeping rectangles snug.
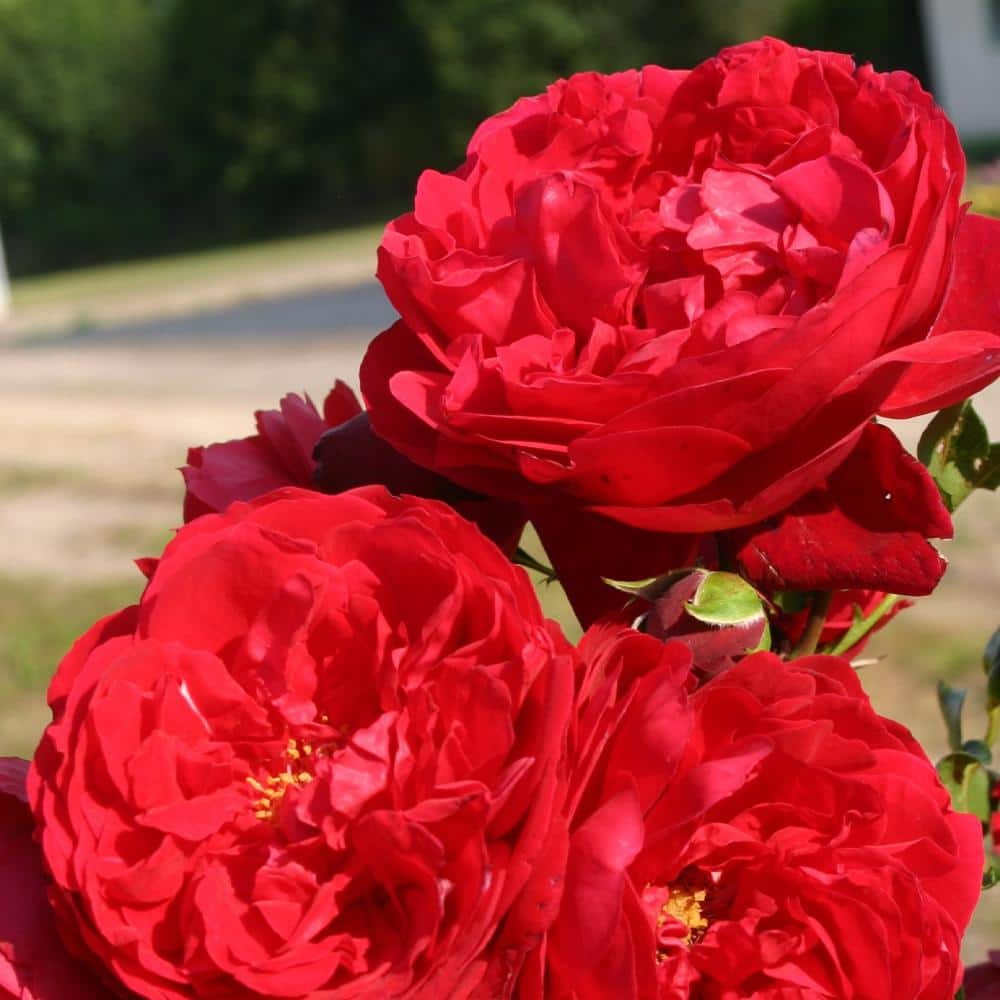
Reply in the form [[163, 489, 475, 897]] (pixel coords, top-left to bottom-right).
[[62, 279, 398, 344], [17, 275, 1000, 436]]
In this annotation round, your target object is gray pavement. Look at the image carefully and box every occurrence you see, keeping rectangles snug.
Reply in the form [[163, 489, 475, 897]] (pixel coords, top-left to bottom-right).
[[60, 280, 398, 344]]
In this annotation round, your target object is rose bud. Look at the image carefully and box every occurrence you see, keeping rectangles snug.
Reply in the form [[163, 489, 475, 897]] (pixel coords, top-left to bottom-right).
[[29, 488, 575, 1000], [634, 569, 769, 679], [489, 626, 983, 998], [363, 38, 1000, 618], [0, 758, 119, 999]]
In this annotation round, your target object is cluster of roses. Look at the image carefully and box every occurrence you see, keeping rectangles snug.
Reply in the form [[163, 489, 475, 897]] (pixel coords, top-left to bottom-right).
[[4, 37, 1000, 999]]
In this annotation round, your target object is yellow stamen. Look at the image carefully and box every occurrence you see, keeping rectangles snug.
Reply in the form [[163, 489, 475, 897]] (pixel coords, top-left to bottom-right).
[[660, 887, 709, 945], [245, 733, 325, 822]]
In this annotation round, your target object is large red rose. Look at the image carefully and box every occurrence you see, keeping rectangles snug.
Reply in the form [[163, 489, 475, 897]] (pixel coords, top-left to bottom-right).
[[0, 758, 117, 999], [486, 630, 983, 998], [29, 488, 574, 999], [363, 38, 1000, 616], [182, 382, 525, 553]]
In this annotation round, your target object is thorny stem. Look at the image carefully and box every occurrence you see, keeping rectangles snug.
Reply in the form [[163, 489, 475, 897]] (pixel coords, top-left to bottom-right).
[[790, 590, 833, 658]]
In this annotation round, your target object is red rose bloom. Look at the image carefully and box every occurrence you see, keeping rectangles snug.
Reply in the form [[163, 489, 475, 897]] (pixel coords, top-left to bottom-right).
[[492, 630, 983, 998], [363, 38, 1000, 616], [0, 758, 116, 999], [182, 382, 361, 520], [30, 488, 574, 999]]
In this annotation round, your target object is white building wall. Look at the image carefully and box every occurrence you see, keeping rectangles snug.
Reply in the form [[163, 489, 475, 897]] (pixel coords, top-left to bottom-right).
[[921, 0, 1000, 138]]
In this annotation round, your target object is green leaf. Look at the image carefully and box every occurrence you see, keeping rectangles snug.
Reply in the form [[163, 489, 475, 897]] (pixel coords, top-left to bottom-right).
[[964, 765, 992, 823], [983, 855, 1000, 891], [988, 706, 1000, 749], [683, 572, 767, 626], [826, 593, 902, 657], [937, 680, 967, 752], [985, 626, 1000, 675], [918, 401, 1000, 511], [936, 752, 992, 821], [988, 664, 1000, 714], [956, 987, 967, 1000]]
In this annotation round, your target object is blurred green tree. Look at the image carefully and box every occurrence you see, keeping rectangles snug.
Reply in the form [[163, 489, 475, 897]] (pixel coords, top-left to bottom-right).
[[778, 0, 928, 80], [0, 0, 933, 273], [0, 0, 160, 270], [156, 0, 792, 245]]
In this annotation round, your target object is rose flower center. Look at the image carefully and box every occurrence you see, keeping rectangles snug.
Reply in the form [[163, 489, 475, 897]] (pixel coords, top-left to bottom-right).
[[241, 706, 351, 825], [661, 885, 709, 944], [643, 871, 720, 959], [246, 738, 317, 821]]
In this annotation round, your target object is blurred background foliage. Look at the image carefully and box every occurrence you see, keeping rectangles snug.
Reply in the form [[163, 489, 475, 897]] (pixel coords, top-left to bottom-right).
[[0, 0, 936, 275]]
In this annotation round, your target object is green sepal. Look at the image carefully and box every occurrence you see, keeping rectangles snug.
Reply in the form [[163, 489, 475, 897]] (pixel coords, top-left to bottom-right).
[[602, 569, 691, 603], [825, 593, 902, 657], [961, 739, 993, 766], [512, 546, 557, 583], [683, 571, 768, 627]]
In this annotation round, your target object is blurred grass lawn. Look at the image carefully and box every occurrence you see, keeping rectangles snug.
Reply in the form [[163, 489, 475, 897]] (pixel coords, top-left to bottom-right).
[[11, 225, 383, 309], [0, 576, 143, 756], [5, 223, 384, 341]]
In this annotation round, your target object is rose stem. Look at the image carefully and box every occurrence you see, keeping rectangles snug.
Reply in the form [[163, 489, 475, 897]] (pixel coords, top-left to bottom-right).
[[791, 591, 834, 658]]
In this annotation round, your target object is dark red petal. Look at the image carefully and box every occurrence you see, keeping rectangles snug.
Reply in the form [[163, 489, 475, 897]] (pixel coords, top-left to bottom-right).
[[965, 956, 1000, 1000], [321, 380, 363, 426], [0, 759, 112, 998], [313, 411, 442, 498], [313, 412, 526, 554], [731, 423, 951, 594]]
